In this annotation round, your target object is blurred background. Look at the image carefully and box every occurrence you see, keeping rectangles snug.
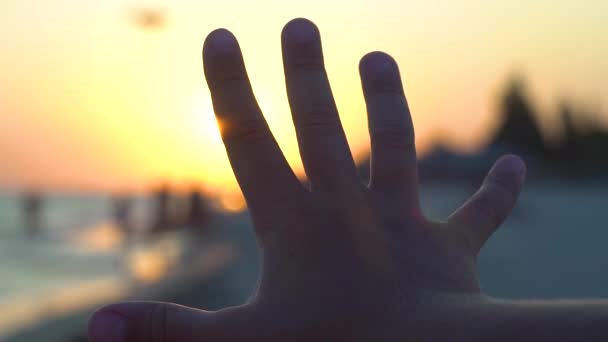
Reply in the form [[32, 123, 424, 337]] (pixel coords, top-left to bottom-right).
[[1, 0, 607, 340]]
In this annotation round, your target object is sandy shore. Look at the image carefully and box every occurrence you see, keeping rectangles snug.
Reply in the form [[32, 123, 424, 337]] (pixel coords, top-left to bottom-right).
[[5, 213, 260, 341]]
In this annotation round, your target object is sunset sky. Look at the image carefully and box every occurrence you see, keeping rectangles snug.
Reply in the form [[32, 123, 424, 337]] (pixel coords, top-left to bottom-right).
[[1, 0, 607, 194]]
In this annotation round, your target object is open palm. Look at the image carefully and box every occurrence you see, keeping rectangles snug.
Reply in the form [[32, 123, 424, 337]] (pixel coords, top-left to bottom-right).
[[88, 18, 535, 341]]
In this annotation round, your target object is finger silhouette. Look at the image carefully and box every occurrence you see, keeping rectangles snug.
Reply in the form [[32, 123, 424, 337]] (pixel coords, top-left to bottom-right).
[[448, 155, 526, 254], [203, 29, 303, 222], [281, 18, 359, 192], [88, 302, 257, 342], [359, 52, 419, 207]]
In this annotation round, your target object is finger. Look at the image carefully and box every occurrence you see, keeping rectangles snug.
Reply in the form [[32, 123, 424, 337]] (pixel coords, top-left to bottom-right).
[[359, 52, 419, 206], [281, 18, 359, 192], [203, 29, 303, 219], [448, 155, 526, 254], [88, 302, 256, 342]]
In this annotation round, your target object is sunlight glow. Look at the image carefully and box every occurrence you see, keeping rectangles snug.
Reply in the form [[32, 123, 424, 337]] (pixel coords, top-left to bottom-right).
[[71, 222, 125, 251], [217, 191, 247, 213], [0, 279, 127, 338], [126, 237, 180, 283], [127, 250, 170, 283], [1, 0, 606, 194]]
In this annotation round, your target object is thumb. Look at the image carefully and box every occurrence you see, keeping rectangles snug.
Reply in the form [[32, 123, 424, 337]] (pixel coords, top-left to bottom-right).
[[88, 301, 253, 342], [448, 154, 526, 254]]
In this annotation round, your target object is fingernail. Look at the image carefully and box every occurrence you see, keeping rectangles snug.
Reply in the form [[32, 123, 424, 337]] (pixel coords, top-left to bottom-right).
[[90, 310, 127, 342], [362, 52, 395, 74], [206, 29, 238, 56], [498, 155, 526, 180], [286, 18, 318, 43]]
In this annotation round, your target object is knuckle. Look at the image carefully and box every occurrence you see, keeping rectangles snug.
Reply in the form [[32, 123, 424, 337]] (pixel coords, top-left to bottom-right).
[[285, 42, 324, 71], [296, 103, 340, 129], [206, 59, 247, 84], [441, 220, 480, 257], [470, 189, 507, 227], [456, 229, 481, 257], [486, 173, 518, 204], [288, 53, 325, 71], [363, 73, 404, 95], [221, 118, 270, 145], [371, 125, 415, 152], [216, 71, 247, 84]]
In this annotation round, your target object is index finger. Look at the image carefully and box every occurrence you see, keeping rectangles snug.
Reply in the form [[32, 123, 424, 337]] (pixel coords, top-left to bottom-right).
[[203, 29, 304, 223]]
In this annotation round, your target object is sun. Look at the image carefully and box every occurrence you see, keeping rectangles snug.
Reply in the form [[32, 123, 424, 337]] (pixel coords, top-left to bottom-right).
[[180, 92, 243, 197], [188, 92, 223, 146]]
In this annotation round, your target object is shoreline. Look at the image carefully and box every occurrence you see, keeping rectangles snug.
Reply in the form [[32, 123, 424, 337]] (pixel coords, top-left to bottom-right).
[[4, 239, 240, 341]]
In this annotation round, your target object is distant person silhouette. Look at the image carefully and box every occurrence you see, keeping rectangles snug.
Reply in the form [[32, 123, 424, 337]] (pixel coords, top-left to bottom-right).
[[186, 188, 211, 233], [22, 190, 42, 238], [151, 184, 172, 233], [89, 19, 608, 341], [112, 194, 133, 241]]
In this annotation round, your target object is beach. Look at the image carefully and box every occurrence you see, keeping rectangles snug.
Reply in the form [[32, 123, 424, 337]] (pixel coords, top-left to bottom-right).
[[1, 183, 608, 340]]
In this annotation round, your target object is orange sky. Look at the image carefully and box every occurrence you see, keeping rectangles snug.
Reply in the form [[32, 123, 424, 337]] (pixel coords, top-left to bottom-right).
[[1, 0, 607, 194]]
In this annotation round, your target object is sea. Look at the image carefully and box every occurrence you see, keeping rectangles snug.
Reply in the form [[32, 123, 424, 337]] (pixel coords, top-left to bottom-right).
[[0, 192, 190, 337], [0, 183, 607, 336]]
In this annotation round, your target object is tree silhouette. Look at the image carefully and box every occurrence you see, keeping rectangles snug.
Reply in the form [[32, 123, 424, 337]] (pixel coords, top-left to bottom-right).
[[491, 76, 546, 156]]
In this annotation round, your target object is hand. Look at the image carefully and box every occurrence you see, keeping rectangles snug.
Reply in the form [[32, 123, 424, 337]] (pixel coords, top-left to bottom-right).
[[88, 18, 607, 342]]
